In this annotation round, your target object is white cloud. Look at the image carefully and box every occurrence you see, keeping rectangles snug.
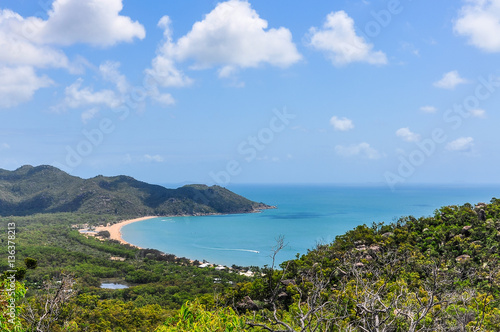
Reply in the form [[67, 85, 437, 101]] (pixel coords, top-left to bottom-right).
[[146, 53, 193, 88], [99, 61, 129, 94], [454, 0, 500, 52], [150, 87, 176, 107], [0, 1, 143, 64], [0, 10, 70, 69], [81, 107, 100, 124], [470, 108, 486, 118], [63, 78, 122, 109], [396, 127, 421, 142], [0, 66, 53, 108], [308, 11, 387, 66], [147, 0, 301, 84], [433, 70, 468, 89], [420, 105, 437, 113], [0, 143, 10, 150], [335, 142, 382, 159], [153, 94, 175, 107], [330, 116, 354, 131], [145, 16, 193, 88], [446, 137, 474, 152], [30, 0, 145, 46], [175, 0, 301, 68], [218, 65, 239, 78], [144, 154, 164, 163]]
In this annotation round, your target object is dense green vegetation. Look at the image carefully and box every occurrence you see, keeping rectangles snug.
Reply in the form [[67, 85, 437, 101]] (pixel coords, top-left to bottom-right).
[[0, 165, 272, 216], [0, 213, 253, 331], [1, 198, 500, 331]]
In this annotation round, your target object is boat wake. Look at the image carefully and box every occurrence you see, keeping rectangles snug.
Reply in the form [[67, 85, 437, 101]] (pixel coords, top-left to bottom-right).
[[193, 245, 259, 254]]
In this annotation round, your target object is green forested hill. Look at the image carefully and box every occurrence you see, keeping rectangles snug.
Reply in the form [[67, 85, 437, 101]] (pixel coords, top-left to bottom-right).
[[0, 165, 271, 216]]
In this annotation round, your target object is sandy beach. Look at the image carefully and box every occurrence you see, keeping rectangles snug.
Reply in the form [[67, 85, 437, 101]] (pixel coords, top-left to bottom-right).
[[95, 216, 157, 248]]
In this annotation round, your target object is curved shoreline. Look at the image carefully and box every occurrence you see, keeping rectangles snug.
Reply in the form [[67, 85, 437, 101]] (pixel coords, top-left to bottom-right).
[[92, 207, 275, 250], [94, 216, 157, 249]]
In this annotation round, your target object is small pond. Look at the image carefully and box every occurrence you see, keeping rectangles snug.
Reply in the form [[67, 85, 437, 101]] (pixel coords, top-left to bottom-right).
[[100, 282, 129, 289]]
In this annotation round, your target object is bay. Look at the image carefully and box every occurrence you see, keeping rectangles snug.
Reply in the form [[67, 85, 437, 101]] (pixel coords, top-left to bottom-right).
[[121, 184, 500, 267]]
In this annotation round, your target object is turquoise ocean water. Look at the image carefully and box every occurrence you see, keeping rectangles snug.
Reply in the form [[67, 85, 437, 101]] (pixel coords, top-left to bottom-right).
[[121, 185, 500, 267]]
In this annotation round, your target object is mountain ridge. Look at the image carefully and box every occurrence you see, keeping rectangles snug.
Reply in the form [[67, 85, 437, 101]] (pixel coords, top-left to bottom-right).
[[0, 165, 273, 216]]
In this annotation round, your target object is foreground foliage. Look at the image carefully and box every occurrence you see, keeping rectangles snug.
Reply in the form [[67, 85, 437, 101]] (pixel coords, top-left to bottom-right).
[[156, 301, 247, 332]]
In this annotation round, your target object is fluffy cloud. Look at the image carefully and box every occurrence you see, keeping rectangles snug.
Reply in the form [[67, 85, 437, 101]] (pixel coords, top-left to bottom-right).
[[335, 142, 382, 159], [396, 127, 421, 142], [0, 10, 70, 68], [420, 105, 437, 113], [308, 11, 387, 66], [0, 0, 144, 58], [29, 0, 145, 46], [446, 137, 474, 152], [0, 10, 66, 107], [330, 116, 354, 131], [433, 70, 468, 89], [146, 53, 193, 88], [0, 66, 53, 108], [144, 16, 193, 88], [174, 1, 301, 68], [454, 0, 500, 52], [62, 78, 122, 109], [147, 0, 301, 84]]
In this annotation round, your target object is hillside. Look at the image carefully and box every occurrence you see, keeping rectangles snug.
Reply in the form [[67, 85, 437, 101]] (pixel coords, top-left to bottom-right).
[[0, 165, 272, 216]]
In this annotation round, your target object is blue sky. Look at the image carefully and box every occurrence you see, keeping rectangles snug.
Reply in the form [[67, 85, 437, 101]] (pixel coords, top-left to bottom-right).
[[1, 0, 500, 187]]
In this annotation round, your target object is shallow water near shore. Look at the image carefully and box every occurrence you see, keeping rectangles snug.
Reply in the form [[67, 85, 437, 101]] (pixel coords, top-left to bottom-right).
[[121, 184, 500, 267]]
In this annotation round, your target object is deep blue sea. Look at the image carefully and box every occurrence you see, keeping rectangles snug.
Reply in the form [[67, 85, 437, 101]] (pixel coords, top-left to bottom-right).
[[121, 185, 500, 267]]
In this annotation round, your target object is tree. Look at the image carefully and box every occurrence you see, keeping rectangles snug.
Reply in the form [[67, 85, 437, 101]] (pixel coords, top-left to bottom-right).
[[97, 230, 110, 238], [22, 274, 75, 332], [24, 258, 38, 270]]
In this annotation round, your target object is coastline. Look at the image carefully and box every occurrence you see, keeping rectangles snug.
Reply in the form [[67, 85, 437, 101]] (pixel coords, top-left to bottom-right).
[[95, 216, 157, 249], [91, 206, 275, 251]]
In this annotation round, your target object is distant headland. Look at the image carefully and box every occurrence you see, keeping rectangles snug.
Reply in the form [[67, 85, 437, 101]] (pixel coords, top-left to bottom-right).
[[0, 165, 275, 217]]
